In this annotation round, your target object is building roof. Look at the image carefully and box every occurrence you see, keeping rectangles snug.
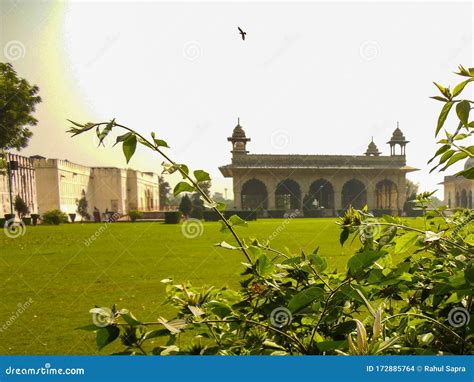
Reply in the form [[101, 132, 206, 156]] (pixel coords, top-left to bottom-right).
[[219, 154, 417, 177]]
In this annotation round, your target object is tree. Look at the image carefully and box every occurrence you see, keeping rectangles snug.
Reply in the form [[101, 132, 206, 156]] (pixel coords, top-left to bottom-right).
[[190, 193, 204, 219], [403, 179, 419, 215], [76, 196, 90, 221], [158, 176, 171, 208], [14, 195, 29, 218], [405, 179, 419, 201], [0, 63, 42, 150], [198, 181, 211, 198], [430, 65, 473, 179], [178, 194, 192, 217]]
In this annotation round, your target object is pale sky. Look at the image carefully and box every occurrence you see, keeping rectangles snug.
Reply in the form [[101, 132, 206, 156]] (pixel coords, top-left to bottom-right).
[[1, 0, 473, 198]]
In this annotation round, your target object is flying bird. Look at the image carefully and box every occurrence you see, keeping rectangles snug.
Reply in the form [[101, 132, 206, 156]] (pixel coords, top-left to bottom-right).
[[238, 27, 246, 41]]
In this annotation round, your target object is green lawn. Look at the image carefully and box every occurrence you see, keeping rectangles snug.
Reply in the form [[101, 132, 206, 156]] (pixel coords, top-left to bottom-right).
[[0, 217, 384, 354]]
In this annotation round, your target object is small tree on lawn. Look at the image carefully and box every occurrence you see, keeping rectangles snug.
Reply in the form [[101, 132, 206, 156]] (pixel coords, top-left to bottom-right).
[[14, 195, 29, 218], [76, 196, 90, 221], [179, 194, 192, 218], [159, 176, 171, 208]]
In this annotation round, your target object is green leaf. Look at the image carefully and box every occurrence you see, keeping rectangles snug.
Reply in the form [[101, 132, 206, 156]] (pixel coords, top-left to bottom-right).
[[440, 151, 468, 171], [452, 78, 473, 97], [435, 101, 454, 136], [456, 100, 470, 125], [340, 228, 350, 246], [96, 326, 120, 350], [119, 309, 142, 326], [433, 82, 451, 99], [122, 134, 137, 164], [173, 181, 194, 196], [154, 139, 169, 148], [114, 132, 133, 146], [97, 119, 114, 146], [256, 254, 273, 277], [288, 286, 324, 313], [428, 144, 450, 164], [179, 164, 189, 178], [308, 253, 327, 272], [347, 250, 383, 274], [430, 96, 449, 102], [193, 170, 211, 183], [454, 167, 474, 179], [393, 231, 419, 254], [228, 214, 248, 228], [143, 329, 169, 341]]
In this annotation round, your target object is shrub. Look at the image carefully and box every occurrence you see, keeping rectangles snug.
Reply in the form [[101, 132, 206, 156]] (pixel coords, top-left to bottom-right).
[[42, 209, 68, 225], [179, 195, 192, 217], [129, 210, 143, 222], [76, 196, 90, 220], [14, 195, 29, 218], [164, 211, 182, 224]]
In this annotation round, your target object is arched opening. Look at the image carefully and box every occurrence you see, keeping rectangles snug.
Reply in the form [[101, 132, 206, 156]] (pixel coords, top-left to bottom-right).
[[375, 179, 398, 209], [469, 191, 472, 209], [275, 179, 301, 210], [305, 179, 334, 210], [342, 179, 367, 210], [456, 192, 460, 207], [241, 179, 268, 210], [460, 189, 468, 208]]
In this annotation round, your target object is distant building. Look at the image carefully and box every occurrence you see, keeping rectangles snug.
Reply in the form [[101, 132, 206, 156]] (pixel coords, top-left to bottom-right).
[[0, 153, 38, 216], [219, 120, 417, 216], [443, 158, 473, 209], [31, 158, 160, 218]]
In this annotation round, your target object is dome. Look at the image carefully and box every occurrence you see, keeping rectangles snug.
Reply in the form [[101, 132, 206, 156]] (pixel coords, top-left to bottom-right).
[[389, 127, 407, 142], [231, 118, 247, 139], [464, 157, 474, 170], [365, 138, 381, 156]]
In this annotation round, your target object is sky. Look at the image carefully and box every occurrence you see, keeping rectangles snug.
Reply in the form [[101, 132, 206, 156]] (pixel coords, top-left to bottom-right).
[[1, 0, 473, 199]]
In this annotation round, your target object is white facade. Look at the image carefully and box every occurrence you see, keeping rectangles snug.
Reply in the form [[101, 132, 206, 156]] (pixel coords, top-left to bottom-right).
[[0, 153, 38, 217], [31, 158, 160, 220]]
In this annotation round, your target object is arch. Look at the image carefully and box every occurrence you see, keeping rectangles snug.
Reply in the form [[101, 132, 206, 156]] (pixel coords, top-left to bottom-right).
[[460, 189, 468, 208], [342, 179, 367, 210], [275, 179, 301, 210], [375, 179, 398, 209], [306, 179, 334, 209], [241, 179, 268, 210], [456, 192, 460, 207]]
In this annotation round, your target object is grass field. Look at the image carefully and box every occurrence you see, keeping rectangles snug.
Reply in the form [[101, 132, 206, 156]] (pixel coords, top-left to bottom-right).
[[0, 217, 394, 354]]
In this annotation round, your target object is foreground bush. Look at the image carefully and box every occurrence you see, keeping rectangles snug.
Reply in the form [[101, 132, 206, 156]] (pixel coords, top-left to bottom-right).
[[69, 65, 473, 355], [42, 209, 68, 225]]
